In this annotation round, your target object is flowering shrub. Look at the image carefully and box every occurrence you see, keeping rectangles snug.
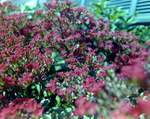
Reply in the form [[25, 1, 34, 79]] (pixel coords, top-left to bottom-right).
[[0, 98, 43, 119], [0, 0, 150, 119]]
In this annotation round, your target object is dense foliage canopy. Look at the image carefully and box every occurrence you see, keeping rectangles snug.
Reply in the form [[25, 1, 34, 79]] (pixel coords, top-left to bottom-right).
[[0, 0, 150, 118]]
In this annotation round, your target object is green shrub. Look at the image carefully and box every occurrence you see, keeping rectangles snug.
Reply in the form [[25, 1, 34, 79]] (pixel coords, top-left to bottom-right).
[[90, 0, 150, 43]]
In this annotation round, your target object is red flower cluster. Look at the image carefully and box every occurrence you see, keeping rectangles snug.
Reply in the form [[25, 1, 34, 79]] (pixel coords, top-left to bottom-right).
[[0, 98, 44, 119], [0, 0, 150, 118]]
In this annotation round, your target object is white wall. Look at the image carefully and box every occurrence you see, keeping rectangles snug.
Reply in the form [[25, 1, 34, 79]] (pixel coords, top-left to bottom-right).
[[12, 0, 30, 6]]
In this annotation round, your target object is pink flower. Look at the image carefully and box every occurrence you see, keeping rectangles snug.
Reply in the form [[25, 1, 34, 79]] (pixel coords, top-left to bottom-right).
[[46, 80, 58, 93], [121, 59, 148, 81], [2, 76, 16, 84], [75, 97, 98, 116], [88, 80, 105, 94], [0, 69, 4, 75], [134, 95, 150, 116], [0, 98, 44, 118], [111, 102, 132, 119], [19, 72, 33, 85]]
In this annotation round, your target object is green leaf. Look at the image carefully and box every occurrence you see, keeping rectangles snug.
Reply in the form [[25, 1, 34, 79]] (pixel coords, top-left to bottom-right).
[[43, 90, 47, 97], [119, 17, 127, 24], [96, 8, 100, 14], [109, 15, 116, 21], [101, 2, 105, 10], [0, 80, 5, 86], [56, 95, 61, 107], [35, 84, 40, 94], [118, 12, 123, 17], [93, 4, 101, 8], [126, 16, 136, 25], [25, 5, 30, 10]]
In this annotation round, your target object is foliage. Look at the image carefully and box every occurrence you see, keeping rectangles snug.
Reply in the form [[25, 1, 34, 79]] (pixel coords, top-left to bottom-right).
[[89, 0, 137, 31], [0, 0, 150, 119], [90, 0, 150, 43], [130, 25, 150, 43]]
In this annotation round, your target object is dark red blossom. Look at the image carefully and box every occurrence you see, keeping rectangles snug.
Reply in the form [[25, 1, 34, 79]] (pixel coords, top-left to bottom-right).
[[2, 76, 16, 84], [46, 79, 58, 94], [34, 9, 44, 15]]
